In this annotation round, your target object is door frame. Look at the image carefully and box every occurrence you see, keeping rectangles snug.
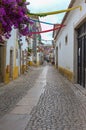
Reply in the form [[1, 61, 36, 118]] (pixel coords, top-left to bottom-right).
[[75, 22, 86, 87], [55, 46, 58, 68], [0, 44, 6, 82], [10, 49, 13, 78]]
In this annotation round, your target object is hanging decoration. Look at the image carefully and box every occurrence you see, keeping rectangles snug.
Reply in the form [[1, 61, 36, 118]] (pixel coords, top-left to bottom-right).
[[29, 25, 65, 35], [29, 18, 57, 25], [28, 36, 52, 42], [28, 35, 41, 41], [28, 6, 82, 17], [41, 39, 53, 41]]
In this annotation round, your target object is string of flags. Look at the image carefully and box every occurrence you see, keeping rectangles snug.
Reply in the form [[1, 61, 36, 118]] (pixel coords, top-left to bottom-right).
[[28, 25, 65, 35], [29, 18, 57, 25], [28, 6, 82, 17], [26, 5, 82, 35]]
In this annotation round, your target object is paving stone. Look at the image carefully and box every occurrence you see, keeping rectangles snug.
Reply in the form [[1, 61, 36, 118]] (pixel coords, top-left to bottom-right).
[[25, 66, 86, 130], [0, 65, 86, 130], [0, 67, 43, 118]]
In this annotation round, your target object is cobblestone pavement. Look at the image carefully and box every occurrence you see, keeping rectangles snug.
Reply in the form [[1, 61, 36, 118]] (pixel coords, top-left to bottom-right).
[[0, 67, 43, 118], [25, 66, 86, 130]]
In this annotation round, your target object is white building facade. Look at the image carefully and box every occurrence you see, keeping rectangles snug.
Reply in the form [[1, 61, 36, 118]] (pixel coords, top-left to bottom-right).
[[1, 28, 29, 84], [54, 0, 86, 87], [5, 29, 19, 83]]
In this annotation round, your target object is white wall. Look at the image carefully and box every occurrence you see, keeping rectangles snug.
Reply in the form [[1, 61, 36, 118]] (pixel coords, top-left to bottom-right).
[[6, 29, 17, 66], [21, 36, 28, 66], [21, 36, 28, 51], [55, 0, 86, 72]]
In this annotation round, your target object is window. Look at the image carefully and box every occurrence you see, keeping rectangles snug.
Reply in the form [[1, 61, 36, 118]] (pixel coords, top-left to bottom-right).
[[65, 35, 68, 45], [16, 49, 18, 59], [59, 42, 61, 49]]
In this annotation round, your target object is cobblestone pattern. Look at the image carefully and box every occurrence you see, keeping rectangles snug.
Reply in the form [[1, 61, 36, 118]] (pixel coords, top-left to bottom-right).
[[25, 66, 86, 130], [0, 67, 43, 118]]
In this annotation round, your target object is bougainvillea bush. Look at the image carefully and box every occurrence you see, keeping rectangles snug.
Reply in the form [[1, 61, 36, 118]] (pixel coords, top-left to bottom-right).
[[0, 0, 32, 42]]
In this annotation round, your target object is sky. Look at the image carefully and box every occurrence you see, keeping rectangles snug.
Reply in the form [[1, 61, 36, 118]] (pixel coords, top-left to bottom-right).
[[28, 0, 71, 44]]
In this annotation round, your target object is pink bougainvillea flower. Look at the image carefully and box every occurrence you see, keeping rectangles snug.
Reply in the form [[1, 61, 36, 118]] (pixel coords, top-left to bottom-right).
[[0, 0, 32, 42]]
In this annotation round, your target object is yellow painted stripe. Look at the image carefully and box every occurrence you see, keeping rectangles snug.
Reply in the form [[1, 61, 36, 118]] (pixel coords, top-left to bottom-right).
[[28, 6, 82, 17]]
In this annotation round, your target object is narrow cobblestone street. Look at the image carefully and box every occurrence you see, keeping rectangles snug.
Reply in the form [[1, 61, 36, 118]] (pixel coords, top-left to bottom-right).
[[0, 67, 43, 117], [0, 65, 86, 130]]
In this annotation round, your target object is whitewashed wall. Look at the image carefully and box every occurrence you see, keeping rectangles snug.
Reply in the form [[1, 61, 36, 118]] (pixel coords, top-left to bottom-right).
[[21, 36, 28, 51], [55, 0, 86, 72], [6, 29, 17, 66], [21, 36, 28, 66]]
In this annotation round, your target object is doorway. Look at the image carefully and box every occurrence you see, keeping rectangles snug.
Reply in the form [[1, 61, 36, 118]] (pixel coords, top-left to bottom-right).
[[77, 22, 86, 87], [10, 50, 13, 78], [0, 45, 2, 82], [0, 45, 6, 82], [56, 46, 58, 68]]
